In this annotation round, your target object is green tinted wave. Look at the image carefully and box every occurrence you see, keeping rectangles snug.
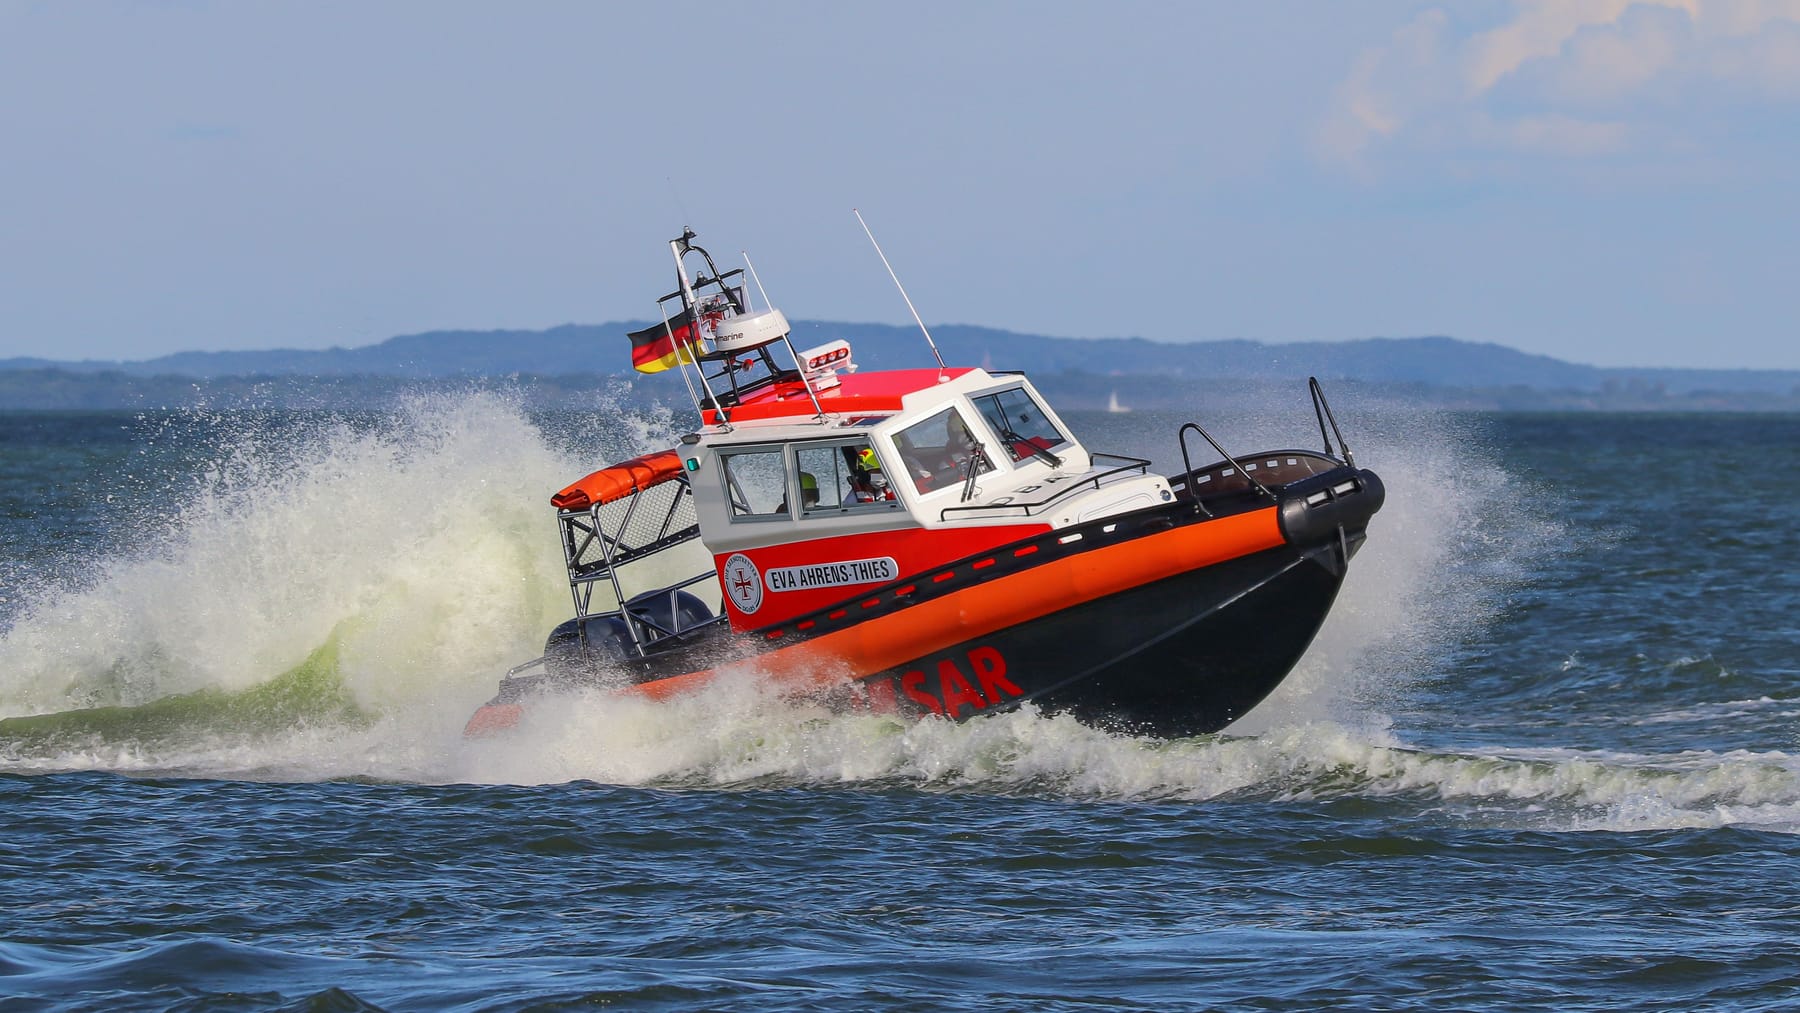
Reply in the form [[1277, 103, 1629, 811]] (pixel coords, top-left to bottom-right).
[[0, 639, 366, 745]]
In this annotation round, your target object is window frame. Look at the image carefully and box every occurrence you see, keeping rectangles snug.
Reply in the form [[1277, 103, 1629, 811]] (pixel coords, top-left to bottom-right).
[[968, 385, 1073, 466], [890, 404, 998, 498], [717, 444, 797, 523], [793, 437, 904, 518]]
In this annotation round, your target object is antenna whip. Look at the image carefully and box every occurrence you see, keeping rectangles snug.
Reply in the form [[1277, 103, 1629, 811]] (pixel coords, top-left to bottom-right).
[[854, 208, 948, 378]]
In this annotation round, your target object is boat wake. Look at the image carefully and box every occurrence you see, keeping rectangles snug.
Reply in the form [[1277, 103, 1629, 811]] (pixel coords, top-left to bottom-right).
[[443, 679, 1800, 833], [2, 394, 1791, 834], [11, 685, 1795, 836]]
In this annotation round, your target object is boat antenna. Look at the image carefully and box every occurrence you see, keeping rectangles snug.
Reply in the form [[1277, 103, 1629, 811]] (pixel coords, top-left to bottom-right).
[[741, 250, 774, 313], [853, 207, 949, 379], [665, 176, 692, 231]]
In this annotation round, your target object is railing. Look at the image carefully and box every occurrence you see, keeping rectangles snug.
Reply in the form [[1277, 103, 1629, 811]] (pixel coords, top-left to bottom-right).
[[936, 452, 1151, 522], [1310, 376, 1356, 469], [1177, 422, 1276, 517], [1174, 376, 1354, 517], [556, 472, 720, 657], [558, 476, 699, 615]]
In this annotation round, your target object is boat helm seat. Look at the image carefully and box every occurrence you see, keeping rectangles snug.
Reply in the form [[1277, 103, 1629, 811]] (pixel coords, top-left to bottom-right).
[[625, 588, 715, 641], [541, 615, 632, 682], [894, 433, 937, 492], [540, 591, 714, 680]]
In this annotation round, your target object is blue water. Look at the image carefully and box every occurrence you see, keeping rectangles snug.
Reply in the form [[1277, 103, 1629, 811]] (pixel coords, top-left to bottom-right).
[[3, 398, 1798, 1010]]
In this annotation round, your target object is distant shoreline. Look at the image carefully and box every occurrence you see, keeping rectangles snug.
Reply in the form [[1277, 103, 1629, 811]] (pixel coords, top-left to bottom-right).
[[5, 323, 1796, 411], [1, 367, 1794, 413]]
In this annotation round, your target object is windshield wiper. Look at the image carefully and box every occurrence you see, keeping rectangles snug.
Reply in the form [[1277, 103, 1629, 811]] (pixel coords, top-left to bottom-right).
[[1003, 429, 1062, 468]]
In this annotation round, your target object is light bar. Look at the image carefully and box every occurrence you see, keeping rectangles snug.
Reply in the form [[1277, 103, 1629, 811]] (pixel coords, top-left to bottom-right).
[[802, 340, 853, 371], [797, 340, 856, 391]]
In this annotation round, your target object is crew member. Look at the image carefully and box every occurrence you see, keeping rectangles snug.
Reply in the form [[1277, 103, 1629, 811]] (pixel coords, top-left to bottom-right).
[[780, 471, 820, 513], [844, 447, 896, 504]]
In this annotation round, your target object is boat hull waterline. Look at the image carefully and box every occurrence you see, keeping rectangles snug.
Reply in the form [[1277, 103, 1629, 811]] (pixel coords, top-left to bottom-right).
[[466, 462, 1384, 738]]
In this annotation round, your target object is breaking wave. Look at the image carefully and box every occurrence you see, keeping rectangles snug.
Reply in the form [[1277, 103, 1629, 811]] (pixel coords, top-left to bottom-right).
[[0, 391, 670, 730]]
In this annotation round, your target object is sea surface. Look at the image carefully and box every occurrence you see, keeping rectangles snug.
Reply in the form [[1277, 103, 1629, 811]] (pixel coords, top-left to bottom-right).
[[1, 394, 1797, 1011]]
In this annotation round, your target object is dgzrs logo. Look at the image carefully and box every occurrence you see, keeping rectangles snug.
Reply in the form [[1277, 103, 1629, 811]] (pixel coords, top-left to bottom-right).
[[722, 553, 763, 614]]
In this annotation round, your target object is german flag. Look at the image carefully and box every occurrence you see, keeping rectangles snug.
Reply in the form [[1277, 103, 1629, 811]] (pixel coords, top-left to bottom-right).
[[627, 309, 702, 373]]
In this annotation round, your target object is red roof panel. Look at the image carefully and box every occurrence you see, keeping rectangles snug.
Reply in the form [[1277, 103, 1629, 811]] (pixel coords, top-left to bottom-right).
[[701, 368, 975, 425]]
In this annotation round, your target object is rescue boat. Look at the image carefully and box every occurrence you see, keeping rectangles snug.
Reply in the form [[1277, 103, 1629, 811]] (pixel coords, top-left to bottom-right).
[[465, 227, 1384, 738]]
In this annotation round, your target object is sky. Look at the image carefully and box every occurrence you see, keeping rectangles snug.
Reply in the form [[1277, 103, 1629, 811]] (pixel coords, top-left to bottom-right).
[[2, 1, 1798, 370]]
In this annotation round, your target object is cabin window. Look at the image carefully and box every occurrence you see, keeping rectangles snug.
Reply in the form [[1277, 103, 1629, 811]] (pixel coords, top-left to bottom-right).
[[971, 387, 1069, 464], [721, 449, 790, 519], [893, 407, 994, 495], [795, 439, 899, 514]]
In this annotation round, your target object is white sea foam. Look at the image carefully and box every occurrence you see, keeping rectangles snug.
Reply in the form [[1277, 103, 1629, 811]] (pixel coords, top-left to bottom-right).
[[448, 694, 1800, 832], [1228, 409, 1563, 731], [12, 693, 1798, 833]]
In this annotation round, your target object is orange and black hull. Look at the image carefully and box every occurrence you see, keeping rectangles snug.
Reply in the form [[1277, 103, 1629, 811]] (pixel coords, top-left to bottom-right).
[[467, 461, 1383, 738]]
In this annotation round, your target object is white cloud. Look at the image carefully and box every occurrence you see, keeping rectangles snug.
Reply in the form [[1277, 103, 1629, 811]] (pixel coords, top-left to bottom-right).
[[1539, 3, 1692, 101], [1316, 8, 1458, 163], [1462, 0, 1694, 94], [1317, 0, 1800, 167]]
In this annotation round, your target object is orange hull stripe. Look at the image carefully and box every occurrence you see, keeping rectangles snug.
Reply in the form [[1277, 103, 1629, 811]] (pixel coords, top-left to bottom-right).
[[628, 506, 1285, 700]]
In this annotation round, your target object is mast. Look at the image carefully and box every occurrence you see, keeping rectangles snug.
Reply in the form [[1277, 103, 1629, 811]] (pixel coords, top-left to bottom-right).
[[653, 229, 831, 426], [669, 228, 698, 316]]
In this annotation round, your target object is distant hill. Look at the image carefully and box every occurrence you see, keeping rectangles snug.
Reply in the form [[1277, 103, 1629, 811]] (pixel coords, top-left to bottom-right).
[[2, 322, 1796, 410]]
